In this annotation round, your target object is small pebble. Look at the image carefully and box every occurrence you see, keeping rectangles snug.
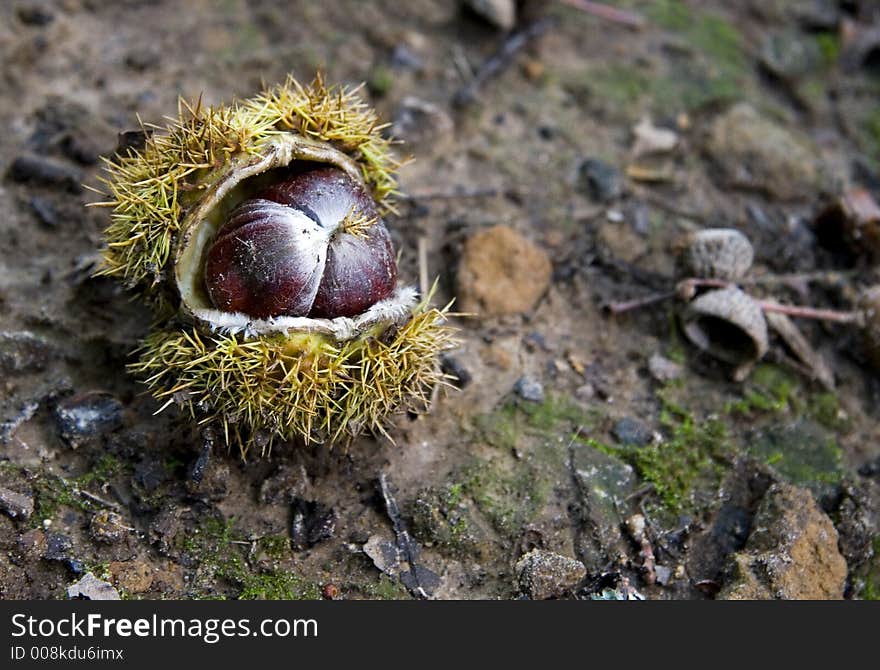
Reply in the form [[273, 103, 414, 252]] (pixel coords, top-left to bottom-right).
[[291, 498, 336, 551], [611, 417, 653, 446], [55, 392, 123, 449], [440, 355, 472, 388], [515, 549, 586, 599], [514, 376, 544, 402], [8, 154, 83, 192], [579, 158, 623, 203], [0, 486, 34, 521], [89, 511, 129, 544], [648, 353, 683, 383], [390, 44, 422, 70], [654, 564, 674, 586], [65, 558, 86, 576], [43, 532, 72, 561]]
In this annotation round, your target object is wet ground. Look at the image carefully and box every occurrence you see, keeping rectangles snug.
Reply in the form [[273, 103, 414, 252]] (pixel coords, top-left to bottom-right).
[[1, 0, 879, 600]]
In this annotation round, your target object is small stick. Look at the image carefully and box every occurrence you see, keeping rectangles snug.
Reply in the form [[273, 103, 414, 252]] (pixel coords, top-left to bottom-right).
[[607, 277, 864, 325], [758, 301, 863, 325], [453, 17, 556, 107], [77, 489, 122, 512], [605, 290, 675, 315], [559, 0, 645, 30], [606, 278, 729, 314]]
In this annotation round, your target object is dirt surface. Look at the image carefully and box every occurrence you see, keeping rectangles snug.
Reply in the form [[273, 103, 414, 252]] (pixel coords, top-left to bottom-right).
[[2, 0, 880, 600]]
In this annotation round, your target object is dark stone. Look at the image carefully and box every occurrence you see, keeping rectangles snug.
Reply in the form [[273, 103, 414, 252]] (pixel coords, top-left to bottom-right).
[[290, 499, 336, 551], [16, 3, 54, 25], [579, 158, 622, 203], [55, 393, 123, 449], [187, 443, 211, 487], [8, 154, 83, 192], [29, 196, 59, 228], [65, 558, 86, 576], [399, 564, 441, 596], [43, 533, 72, 561], [440, 355, 472, 388], [611, 417, 653, 446], [687, 458, 774, 585]]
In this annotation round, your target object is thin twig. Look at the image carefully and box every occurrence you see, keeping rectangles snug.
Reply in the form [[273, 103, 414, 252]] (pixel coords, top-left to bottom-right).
[[453, 17, 556, 107], [606, 277, 863, 326], [605, 290, 676, 315], [77, 489, 122, 511], [758, 301, 863, 325], [559, 0, 645, 29]]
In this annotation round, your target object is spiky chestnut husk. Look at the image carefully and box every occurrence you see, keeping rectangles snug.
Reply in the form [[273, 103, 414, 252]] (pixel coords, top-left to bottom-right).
[[93, 74, 455, 455], [133, 298, 455, 454]]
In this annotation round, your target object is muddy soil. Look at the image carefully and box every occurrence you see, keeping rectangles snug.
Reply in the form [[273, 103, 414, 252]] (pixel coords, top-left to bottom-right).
[[1, 0, 879, 600]]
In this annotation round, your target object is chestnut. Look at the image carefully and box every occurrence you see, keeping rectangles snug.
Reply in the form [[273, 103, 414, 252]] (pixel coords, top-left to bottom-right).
[[205, 167, 397, 320]]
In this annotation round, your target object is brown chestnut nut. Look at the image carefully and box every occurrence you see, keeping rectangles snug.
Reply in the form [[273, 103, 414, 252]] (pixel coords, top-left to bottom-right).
[[205, 166, 397, 320]]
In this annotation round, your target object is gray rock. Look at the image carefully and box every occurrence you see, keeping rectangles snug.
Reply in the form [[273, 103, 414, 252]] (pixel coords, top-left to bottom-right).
[[364, 535, 402, 576], [570, 442, 636, 573], [515, 549, 586, 599], [579, 158, 623, 203], [0, 487, 34, 521], [55, 392, 123, 449], [8, 154, 83, 192], [611, 417, 653, 446], [514, 376, 544, 403], [67, 572, 121, 600]]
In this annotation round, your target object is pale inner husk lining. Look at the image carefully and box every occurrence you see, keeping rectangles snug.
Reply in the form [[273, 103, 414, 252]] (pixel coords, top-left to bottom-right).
[[190, 285, 419, 341]]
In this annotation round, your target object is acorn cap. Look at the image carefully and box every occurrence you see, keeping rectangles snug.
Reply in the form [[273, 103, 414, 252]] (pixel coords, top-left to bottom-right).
[[677, 228, 754, 280], [680, 286, 768, 377]]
